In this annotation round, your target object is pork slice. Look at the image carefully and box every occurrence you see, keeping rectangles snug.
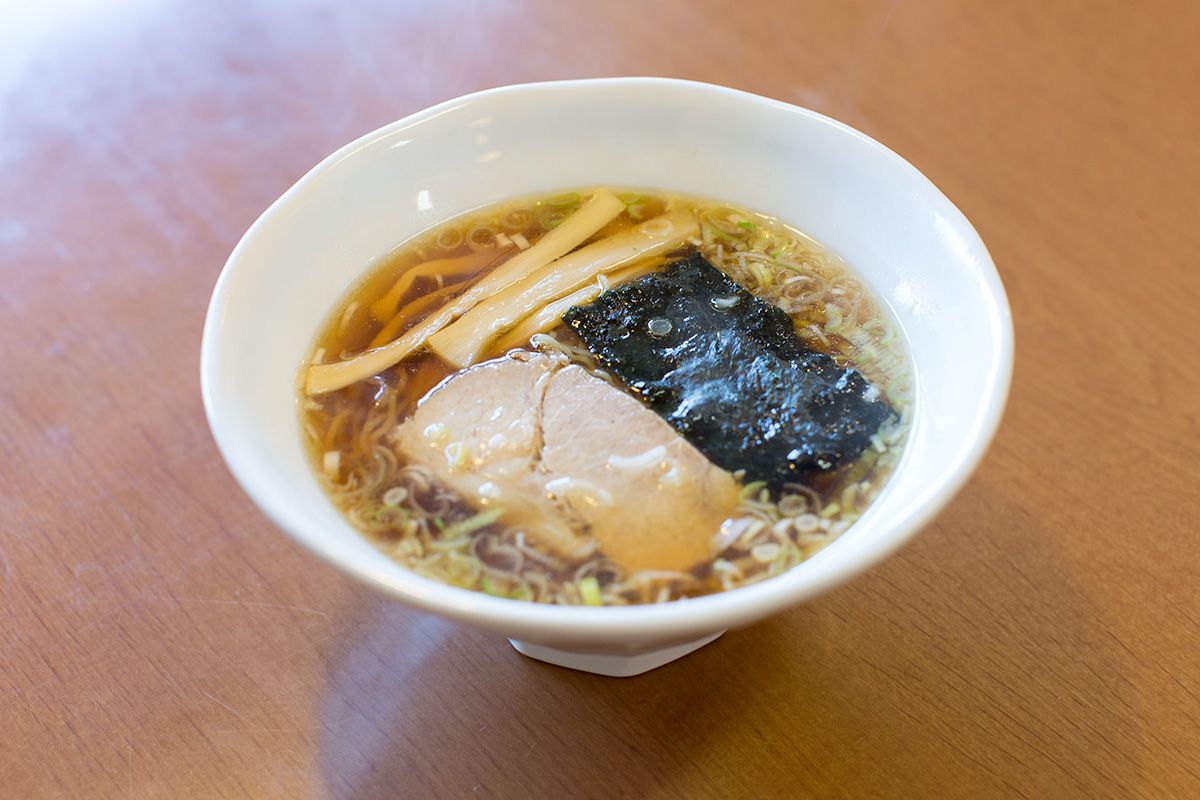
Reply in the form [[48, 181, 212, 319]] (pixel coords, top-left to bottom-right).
[[392, 354, 589, 559], [539, 365, 739, 573], [393, 353, 740, 573]]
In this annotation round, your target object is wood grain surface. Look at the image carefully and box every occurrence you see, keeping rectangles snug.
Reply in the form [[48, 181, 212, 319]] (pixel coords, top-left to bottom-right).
[[2, 1, 1198, 797]]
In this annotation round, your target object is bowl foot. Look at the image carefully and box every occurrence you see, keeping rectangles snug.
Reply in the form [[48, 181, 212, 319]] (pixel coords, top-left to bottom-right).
[[508, 631, 725, 677]]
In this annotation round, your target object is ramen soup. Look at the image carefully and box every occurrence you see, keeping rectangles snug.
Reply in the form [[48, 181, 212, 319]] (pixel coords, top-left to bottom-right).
[[301, 188, 911, 605]]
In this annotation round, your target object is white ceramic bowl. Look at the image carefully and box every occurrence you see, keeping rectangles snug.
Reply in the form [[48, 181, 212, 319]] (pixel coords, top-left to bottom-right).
[[201, 78, 1012, 677]]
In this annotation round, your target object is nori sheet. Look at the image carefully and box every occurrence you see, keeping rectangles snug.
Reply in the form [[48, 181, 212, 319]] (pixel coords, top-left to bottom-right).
[[563, 253, 895, 491]]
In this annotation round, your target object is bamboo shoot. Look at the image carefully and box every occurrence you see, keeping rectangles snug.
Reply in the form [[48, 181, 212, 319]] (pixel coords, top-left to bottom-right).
[[369, 249, 500, 322], [428, 211, 699, 368], [491, 259, 664, 354], [369, 281, 466, 348], [305, 188, 624, 394]]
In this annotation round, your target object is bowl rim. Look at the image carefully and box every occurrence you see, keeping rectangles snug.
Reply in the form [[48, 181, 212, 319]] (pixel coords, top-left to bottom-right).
[[201, 76, 1014, 638]]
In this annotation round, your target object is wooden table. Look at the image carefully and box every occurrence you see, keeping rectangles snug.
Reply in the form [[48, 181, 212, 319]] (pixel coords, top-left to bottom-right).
[[4, 2, 1197, 797]]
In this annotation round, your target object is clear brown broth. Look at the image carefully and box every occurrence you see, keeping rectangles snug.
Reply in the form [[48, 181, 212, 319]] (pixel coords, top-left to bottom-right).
[[300, 188, 911, 605]]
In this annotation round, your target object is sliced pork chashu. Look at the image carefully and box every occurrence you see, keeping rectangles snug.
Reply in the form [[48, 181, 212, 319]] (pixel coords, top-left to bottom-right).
[[391, 354, 585, 560], [391, 353, 739, 573], [538, 364, 740, 572]]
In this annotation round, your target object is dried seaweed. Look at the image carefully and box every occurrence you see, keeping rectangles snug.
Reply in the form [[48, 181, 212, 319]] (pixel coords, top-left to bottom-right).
[[564, 253, 895, 490]]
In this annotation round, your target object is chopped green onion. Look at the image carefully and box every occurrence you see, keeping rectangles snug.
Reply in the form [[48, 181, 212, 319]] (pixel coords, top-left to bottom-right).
[[841, 483, 859, 511], [617, 192, 642, 205], [700, 222, 738, 246], [769, 540, 801, 576], [579, 576, 602, 606], [738, 480, 768, 501], [751, 542, 781, 563], [547, 192, 581, 207], [439, 507, 505, 540], [774, 261, 806, 274], [444, 441, 467, 470], [537, 206, 571, 230], [736, 220, 756, 231], [382, 486, 409, 506], [359, 503, 384, 523], [749, 262, 773, 287]]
